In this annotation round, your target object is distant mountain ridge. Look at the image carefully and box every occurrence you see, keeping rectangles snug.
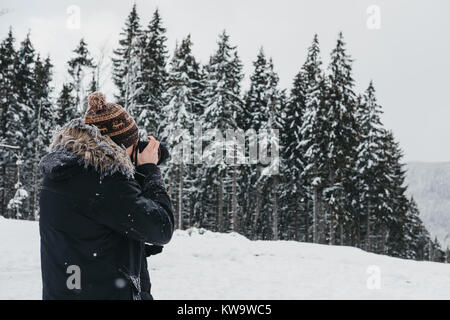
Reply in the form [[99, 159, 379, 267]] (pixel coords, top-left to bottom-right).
[[406, 162, 450, 248]]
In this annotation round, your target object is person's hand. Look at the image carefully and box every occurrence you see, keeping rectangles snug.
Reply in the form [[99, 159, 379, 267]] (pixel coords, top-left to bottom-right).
[[137, 136, 160, 166]]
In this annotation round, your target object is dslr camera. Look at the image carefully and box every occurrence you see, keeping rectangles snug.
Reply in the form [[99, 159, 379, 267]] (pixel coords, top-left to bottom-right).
[[130, 138, 170, 167]]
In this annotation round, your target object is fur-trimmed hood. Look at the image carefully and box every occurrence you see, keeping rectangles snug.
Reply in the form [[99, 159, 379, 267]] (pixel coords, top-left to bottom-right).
[[39, 117, 136, 181]]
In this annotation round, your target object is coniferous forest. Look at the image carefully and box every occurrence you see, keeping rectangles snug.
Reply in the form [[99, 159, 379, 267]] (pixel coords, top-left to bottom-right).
[[0, 5, 447, 263]]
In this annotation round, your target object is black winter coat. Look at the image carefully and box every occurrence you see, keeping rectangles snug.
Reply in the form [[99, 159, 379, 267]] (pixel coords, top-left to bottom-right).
[[38, 118, 174, 300]]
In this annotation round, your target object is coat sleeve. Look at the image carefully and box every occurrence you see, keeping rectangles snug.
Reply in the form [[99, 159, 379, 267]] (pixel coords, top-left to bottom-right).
[[93, 163, 175, 245]]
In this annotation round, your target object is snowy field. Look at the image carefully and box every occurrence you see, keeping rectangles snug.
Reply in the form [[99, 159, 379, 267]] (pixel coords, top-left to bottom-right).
[[0, 217, 449, 300]]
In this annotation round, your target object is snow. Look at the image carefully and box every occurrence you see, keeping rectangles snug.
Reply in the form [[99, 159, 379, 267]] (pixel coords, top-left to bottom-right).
[[0, 217, 449, 300]]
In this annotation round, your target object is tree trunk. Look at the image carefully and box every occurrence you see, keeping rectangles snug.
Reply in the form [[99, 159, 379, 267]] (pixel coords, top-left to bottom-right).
[[0, 165, 6, 217], [313, 186, 319, 243], [356, 210, 361, 248], [217, 173, 223, 232], [232, 147, 238, 232], [14, 159, 20, 219], [318, 200, 324, 244], [273, 176, 279, 240], [328, 169, 335, 245], [31, 101, 42, 220], [178, 163, 184, 230], [252, 167, 261, 239], [0, 101, 10, 218], [329, 214, 335, 245], [304, 199, 309, 242], [253, 189, 261, 239], [381, 224, 387, 254], [339, 222, 344, 245], [366, 202, 371, 251], [429, 239, 433, 262]]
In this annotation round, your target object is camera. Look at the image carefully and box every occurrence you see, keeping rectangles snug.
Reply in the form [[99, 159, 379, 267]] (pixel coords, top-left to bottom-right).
[[131, 139, 170, 167]]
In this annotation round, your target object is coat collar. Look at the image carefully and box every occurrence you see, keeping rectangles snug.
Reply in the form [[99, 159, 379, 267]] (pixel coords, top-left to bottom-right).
[[40, 117, 135, 180]]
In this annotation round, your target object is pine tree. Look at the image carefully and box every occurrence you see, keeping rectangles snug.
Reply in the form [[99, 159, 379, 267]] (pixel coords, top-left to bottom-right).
[[55, 83, 76, 127], [112, 4, 143, 108], [445, 246, 449, 264], [141, 9, 169, 137], [432, 237, 443, 262], [323, 32, 358, 245], [11, 32, 36, 219], [6, 156, 28, 219], [298, 35, 328, 244], [29, 54, 54, 219], [244, 48, 269, 131], [260, 58, 284, 240], [202, 31, 243, 232], [403, 197, 429, 260], [161, 35, 203, 230], [67, 38, 94, 114], [33, 56, 54, 145], [88, 70, 97, 94], [276, 89, 294, 240], [0, 28, 19, 218], [244, 48, 270, 239], [355, 81, 385, 249], [378, 130, 409, 256], [281, 45, 309, 241], [124, 35, 145, 122]]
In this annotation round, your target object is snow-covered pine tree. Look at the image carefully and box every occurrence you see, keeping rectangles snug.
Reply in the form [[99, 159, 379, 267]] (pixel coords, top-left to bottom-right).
[[323, 32, 358, 245], [55, 83, 76, 127], [140, 9, 169, 138], [7, 157, 28, 219], [403, 197, 430, 260], [378, 130, 410, 257], [0, 28, 19, 218], [355, 81, 386, 250], [446, 246, 449, 264], [432, 237, 444, 262], [124, 35, 145, 122], [276, 89, 293, 240], [89, 44, 109, 94], [88, 70, 97, 93], [191, 58, 207, 231], [161, 35, 203, 230], [281, 48, 309, 241], [112, 4, 143, 108], [243, 48, 270, 239], [202, 31, 243, 232], [67, 38, 95, 114], [260, 58, 284, 240], [11, 32, 36, 219], [298, 35, 328, 244], [245, 48, 269, 131], [418, 221, 432, 261], [29, 54, 54, 219]]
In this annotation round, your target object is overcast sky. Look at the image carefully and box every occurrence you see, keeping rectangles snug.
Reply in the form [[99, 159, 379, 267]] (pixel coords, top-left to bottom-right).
[[1, 0, 449, 162]]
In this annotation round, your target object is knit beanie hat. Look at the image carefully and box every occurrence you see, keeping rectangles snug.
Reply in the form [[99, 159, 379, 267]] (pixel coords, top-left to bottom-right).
[[84, 92, 139, 149]]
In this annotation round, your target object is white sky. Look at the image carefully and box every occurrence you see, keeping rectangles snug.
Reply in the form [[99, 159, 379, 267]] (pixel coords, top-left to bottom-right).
[[1, 0, 449, 162]]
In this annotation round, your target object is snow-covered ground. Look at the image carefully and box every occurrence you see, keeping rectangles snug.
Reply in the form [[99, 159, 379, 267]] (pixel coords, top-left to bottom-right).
[[0, 217, 449, 300]]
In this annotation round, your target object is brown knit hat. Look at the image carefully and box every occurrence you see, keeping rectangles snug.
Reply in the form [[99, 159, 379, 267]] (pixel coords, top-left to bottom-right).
[[84, 92, 139, 149]]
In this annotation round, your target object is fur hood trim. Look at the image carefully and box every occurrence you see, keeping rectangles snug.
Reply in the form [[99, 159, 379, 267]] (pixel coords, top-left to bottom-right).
[[44, 117, 136, 180]]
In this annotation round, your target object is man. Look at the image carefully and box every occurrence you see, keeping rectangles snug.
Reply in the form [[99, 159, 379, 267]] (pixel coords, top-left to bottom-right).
[[38, 92, 174, 300]]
